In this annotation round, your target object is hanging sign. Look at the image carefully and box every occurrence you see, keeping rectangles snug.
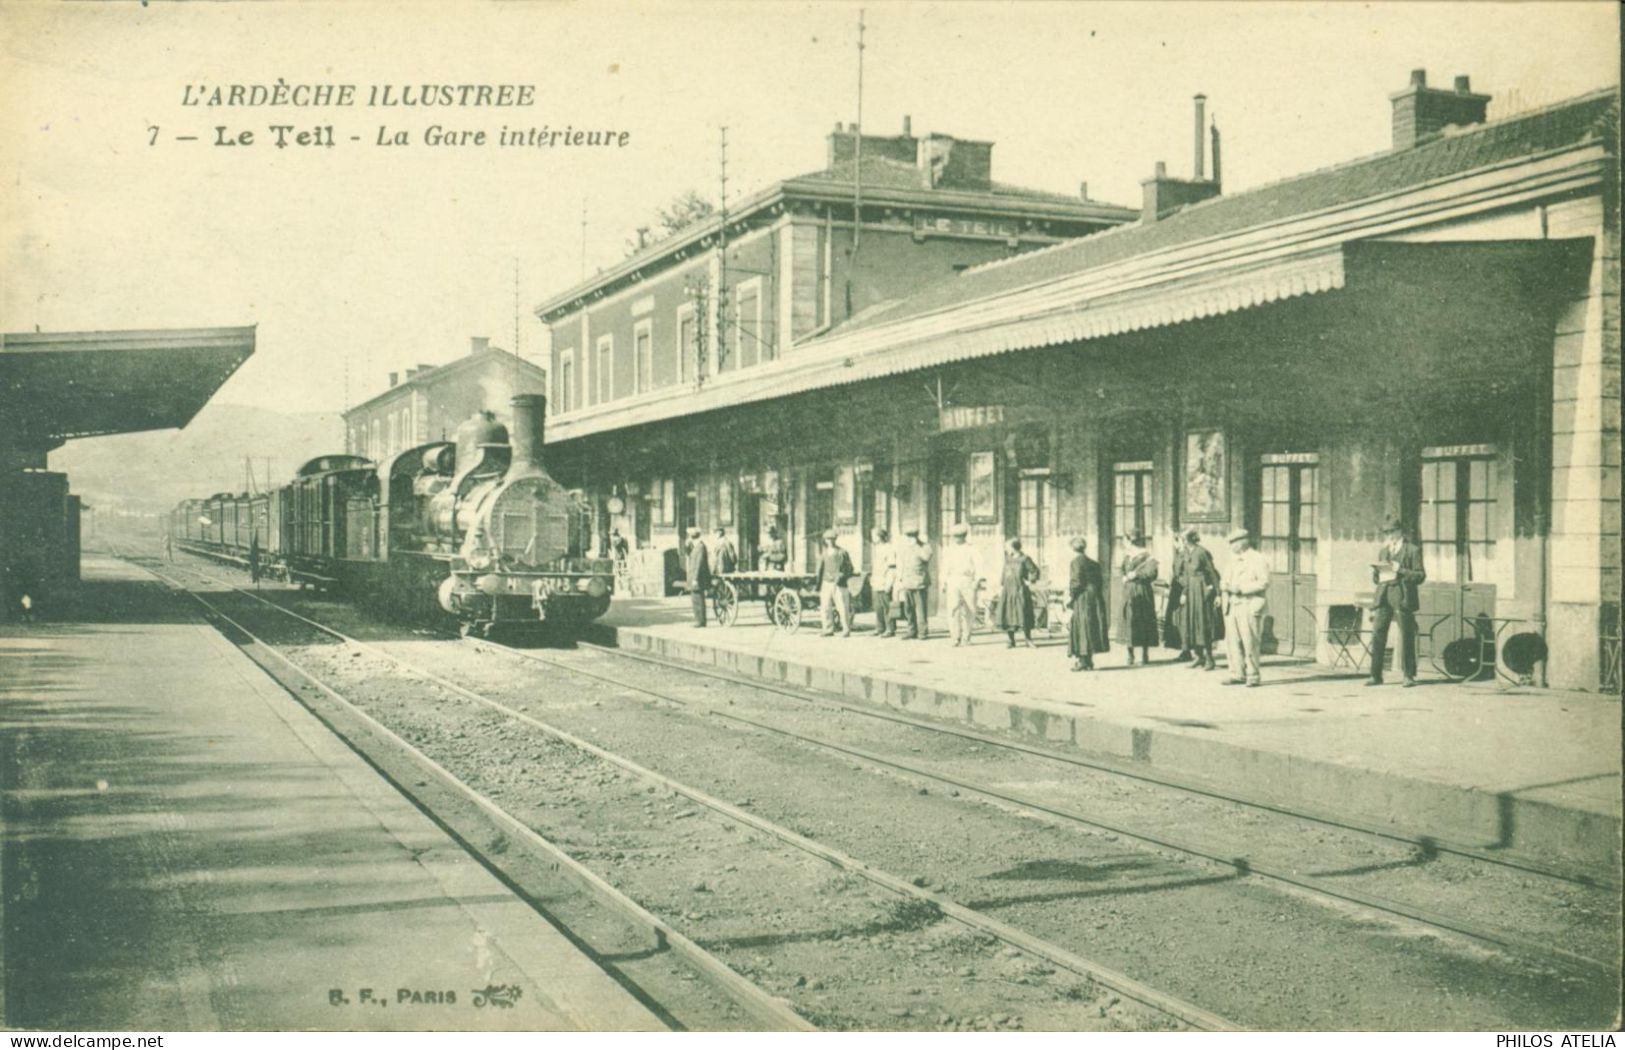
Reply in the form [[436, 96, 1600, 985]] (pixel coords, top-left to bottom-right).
[[940, 405, 1005, 431]]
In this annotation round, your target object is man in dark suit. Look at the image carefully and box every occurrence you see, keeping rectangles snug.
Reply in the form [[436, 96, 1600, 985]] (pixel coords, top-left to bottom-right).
[[684, 525, 711, 627], [1367, 515, 1426, 687]]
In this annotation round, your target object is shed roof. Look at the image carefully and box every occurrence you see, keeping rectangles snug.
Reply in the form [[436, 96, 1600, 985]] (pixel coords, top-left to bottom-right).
[[1, 326, 256, 452], [843, 87, 1618, 331]]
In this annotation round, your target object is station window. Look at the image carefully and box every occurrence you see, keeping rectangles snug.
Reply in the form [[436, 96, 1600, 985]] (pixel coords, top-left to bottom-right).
[[938, 478, 963, 541], [634, 320, 653, 393], [1018, 474, 1052, 564], [676, 303, 696, 384], [596, 335, 614, 404], [735, 277, 764, 369], [558, 351, 574, 413], [1112, 463, 1154, 542], [1259, 462, 1319, 575], [1421, 455, 1496, 585]]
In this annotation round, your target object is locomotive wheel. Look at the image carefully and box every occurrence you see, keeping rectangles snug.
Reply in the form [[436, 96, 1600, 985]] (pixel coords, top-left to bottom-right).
[[772, 588, 801, 632], [713, 580, 739, 627]]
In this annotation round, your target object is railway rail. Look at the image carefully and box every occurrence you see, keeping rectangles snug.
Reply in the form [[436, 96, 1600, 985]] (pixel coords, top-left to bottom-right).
[[133, 552, 1228, 1031], [129, 555, 810, 1031], [571, 638, 1617, 891], [133, 549, 1620, 1029], [471, 637, 1614, 977]]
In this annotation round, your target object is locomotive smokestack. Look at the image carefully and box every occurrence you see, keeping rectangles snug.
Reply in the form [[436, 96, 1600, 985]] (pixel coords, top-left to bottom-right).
[[509, 393, 546, 478]]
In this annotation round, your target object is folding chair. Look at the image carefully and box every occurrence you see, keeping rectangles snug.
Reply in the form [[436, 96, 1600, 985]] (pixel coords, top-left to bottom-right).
[[1325, 604, 1370, 671]]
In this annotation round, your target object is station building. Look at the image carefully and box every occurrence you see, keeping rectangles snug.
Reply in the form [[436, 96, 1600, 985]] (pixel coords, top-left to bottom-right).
[[0, 326, 255, 610], [539, 75, 1621, 692], [534, 120, 1137, 586], [342, 336, 548, 462]]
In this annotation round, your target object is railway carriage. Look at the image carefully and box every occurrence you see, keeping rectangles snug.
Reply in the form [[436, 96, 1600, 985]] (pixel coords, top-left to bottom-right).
[[170, 394, 611, 634]]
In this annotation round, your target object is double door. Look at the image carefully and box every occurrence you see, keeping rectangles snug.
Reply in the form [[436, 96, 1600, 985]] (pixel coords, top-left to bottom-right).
[[1258, 460, 1319, 655]]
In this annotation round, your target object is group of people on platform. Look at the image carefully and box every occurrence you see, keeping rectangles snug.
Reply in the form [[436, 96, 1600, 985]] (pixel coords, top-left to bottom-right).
[[676, 514, 1426, 688]]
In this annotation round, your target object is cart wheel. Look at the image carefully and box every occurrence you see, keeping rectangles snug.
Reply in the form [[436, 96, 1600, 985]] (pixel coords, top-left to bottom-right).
[[713, 580, 739, 627], [772, 588, 802, 632]]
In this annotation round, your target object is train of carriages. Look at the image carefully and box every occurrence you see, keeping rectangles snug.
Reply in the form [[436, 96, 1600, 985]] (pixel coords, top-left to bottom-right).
[[169, 394, 614, 635]]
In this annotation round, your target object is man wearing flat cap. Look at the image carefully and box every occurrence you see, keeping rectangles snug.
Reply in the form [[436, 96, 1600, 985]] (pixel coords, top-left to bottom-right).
[[1367, 515, 1426, 687], [817, 528, 855, 637], [683, 525, 711, 627], [1221, 526, 1270, 686], [896, 525, 932, 640], [942, 522, 984, 647]]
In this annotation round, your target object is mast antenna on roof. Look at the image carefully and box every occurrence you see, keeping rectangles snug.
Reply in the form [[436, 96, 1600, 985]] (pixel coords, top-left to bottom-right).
[[845, 8, 866, 321]]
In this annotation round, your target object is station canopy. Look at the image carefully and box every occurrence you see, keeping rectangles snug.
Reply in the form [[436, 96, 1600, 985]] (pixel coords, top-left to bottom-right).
[[0, 326, 255, 459]]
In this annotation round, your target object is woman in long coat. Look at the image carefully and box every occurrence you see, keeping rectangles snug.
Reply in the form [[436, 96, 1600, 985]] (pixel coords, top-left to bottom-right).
[[1116, 530, 1159, 665], [995, 537, 1042, 648], [1175, 527, 1222, 670], [1067, 538, 1110, 671]]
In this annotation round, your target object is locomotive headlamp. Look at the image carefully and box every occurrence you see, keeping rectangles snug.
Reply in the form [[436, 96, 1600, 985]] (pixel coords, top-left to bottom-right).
[[476, 574, 504, 596], [587, 576, 610, 598], [575, 576, 593, 592]]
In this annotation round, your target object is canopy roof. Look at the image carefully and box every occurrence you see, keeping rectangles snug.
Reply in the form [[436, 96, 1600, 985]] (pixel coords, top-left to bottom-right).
[[1, 326, 256, 453]]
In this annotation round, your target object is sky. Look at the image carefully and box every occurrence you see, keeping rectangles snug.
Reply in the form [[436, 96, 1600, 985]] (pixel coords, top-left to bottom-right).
[[2, 1, 1618, 416]]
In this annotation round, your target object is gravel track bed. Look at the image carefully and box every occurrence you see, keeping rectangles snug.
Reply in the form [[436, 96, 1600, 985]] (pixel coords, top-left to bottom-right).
[[177, 578, 1164, 1031], [361, 635, 1615, 1030], [555, 645, 1620, 966], [155, 564, 1619, 1029]]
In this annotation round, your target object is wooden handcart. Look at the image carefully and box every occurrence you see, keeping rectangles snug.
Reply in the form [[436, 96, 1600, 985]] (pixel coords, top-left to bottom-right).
[[710, 570, 869, 632]]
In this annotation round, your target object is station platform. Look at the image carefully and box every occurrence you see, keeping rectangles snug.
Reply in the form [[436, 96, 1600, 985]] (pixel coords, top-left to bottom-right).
[[0, 555, 663, 1031], [597, 597, 1622, 874]]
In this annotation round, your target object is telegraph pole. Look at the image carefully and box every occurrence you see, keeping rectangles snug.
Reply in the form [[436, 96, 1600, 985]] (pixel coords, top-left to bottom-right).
[[715, 124, 730, 376], [579, 199, 588, 281], [846, 8, 866, 320]]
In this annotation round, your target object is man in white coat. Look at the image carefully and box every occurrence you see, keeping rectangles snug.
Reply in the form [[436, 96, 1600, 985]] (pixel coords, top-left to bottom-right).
[[941, 522, 984, 647], [871, 528, 898, 636], [1221, 526, 1271, 687]]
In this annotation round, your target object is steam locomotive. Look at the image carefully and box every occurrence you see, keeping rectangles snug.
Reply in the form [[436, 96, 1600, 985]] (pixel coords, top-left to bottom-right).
[[168, 394, 614, 635]]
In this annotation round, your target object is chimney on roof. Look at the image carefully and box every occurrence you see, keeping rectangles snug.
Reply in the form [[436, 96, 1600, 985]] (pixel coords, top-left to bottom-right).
[[1390, 68, 1491, 149], [1193, 94, 1206, 179], [902, 114, 912, 135], [1139, 95, 1222, 223], [388, 371, 399, 388], [828, 119, 919, 170], [1078, 181, 1089, 200], [470, 336, 490, 356], [915, 132, 993, 191]]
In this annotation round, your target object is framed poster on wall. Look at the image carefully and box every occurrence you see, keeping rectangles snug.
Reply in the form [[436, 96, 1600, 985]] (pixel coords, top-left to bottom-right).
[[968, 450, 998, 523], [835, 465, 857, 525], [1183, 428, 1229, 522], [718, 479, 734, 527]]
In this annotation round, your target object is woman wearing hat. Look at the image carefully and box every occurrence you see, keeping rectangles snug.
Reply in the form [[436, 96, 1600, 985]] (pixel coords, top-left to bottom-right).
[[1066, 538, 1110, 671], [1116, 529, 1159, 665], [1175, 526, 1222, 670], [995, 537, 1042, 648]]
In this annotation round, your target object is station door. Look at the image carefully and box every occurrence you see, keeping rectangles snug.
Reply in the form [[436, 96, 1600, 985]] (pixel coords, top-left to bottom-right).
[[1258, 460, 1318, 656]]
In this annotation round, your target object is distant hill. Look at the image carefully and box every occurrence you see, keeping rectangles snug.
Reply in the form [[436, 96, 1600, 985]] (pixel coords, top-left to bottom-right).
[[50, 402, 345, 515]]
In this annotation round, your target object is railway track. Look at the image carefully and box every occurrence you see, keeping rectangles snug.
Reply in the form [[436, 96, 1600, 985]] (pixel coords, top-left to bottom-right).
[[135, 551, 1620, 1029], [132, 552, 1227, 1031], [467, 639, 1616, 976], [573, 637, 1617, 891], [126, 555, 810, 1031]]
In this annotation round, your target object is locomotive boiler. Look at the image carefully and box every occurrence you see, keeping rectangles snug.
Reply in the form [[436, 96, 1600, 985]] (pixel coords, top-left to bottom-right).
[[170, 393, 613, 635]]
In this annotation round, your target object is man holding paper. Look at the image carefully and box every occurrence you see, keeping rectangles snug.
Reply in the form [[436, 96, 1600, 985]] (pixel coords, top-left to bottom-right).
[[1367, 515, 1426, 687]]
